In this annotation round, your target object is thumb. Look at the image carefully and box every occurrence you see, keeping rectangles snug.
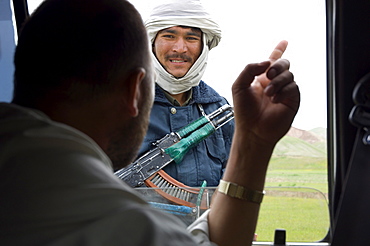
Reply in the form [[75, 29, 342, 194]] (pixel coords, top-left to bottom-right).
[[232, 61, 270, 91]]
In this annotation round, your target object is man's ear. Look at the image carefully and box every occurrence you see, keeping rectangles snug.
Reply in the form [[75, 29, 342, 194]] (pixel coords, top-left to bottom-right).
[[124, 67, 146, 117]]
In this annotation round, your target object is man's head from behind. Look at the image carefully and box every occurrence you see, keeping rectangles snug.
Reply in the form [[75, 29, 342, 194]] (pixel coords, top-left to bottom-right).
[[13, 0, 150, 107], [12, 0, 154, 169]]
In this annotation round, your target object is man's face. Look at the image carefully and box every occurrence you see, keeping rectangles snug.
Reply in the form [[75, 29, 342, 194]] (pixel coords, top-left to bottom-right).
[[153, 26, 202, 78]]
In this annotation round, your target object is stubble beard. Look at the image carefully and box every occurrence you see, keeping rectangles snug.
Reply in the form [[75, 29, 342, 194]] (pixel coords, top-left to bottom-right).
[[107, 91, 152, 171]]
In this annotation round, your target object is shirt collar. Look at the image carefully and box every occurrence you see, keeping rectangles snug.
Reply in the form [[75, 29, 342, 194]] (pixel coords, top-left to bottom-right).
[[162, 88, 193, 106]]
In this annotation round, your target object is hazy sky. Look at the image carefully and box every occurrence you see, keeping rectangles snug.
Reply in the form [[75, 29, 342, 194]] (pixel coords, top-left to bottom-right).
[[28, 0, 327, 130]]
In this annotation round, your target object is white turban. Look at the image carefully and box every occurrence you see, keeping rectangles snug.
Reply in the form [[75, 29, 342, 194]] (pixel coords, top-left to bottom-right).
[[145, 0, 221, 94]]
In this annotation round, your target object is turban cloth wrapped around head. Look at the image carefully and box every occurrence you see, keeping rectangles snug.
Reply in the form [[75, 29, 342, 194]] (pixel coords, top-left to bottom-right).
[[145, 0, 222, 94]]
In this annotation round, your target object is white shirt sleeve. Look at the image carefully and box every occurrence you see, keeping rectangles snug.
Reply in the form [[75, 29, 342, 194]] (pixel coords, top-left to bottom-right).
[[187, 210, 218, 246]]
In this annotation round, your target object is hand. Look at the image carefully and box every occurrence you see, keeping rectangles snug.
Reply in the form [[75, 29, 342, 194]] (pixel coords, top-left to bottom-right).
[[231, 41, 300, 146], [256, 40, 288, 85]]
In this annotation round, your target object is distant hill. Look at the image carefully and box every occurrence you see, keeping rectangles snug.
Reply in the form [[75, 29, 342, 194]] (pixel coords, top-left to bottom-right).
[[309, 127, 327, 139], [272, 127, 327, 157]]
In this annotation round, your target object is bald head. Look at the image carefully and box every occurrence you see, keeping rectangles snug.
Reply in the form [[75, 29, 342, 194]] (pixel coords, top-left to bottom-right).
[[11, 0, 155, 169], [13, 0, 150, 107]]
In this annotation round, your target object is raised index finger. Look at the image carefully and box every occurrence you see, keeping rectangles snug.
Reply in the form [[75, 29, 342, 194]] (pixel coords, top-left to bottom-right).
[[269, 40, 288, 62]]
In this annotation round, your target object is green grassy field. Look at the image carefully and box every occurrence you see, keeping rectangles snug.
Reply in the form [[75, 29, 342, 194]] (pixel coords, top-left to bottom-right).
[[266, 156, 328, 194], [255, 195, 330, 242], [254, 155, 329, 242]]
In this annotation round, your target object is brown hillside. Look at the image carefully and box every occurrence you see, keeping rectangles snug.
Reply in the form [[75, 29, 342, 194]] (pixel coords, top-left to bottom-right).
[[286, 127, 325, 144]]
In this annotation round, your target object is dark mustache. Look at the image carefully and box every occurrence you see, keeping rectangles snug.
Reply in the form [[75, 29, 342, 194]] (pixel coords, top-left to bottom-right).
[[165, 54, 192, 62]]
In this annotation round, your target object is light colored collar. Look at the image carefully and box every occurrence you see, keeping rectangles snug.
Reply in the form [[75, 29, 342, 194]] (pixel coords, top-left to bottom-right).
[[162, 87, 193, 106]]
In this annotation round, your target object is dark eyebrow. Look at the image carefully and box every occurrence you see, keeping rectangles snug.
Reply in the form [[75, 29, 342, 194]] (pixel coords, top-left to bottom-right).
[[183, 27, 202, 37], [159, 27, 202, 38], [187, 30, 202, 37], [159, 29, 177, 35]]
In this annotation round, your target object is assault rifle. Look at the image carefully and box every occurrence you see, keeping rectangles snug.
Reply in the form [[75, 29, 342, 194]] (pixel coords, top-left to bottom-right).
[[114, 104, 234, 187]]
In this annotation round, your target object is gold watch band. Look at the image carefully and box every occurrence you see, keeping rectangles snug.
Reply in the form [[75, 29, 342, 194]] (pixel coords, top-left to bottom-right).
[[218, 180, 265, 204]]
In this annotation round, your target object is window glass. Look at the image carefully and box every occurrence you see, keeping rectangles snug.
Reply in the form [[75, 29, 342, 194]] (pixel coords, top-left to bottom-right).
[[27, 0, 329, 242], [132, 0, 329, 242], [0, 0, 16, 102], [128, 1, 328, 242]]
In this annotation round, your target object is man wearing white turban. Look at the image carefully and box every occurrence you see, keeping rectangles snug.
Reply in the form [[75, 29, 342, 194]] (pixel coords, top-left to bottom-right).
[[139, 0, 235, 187]]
